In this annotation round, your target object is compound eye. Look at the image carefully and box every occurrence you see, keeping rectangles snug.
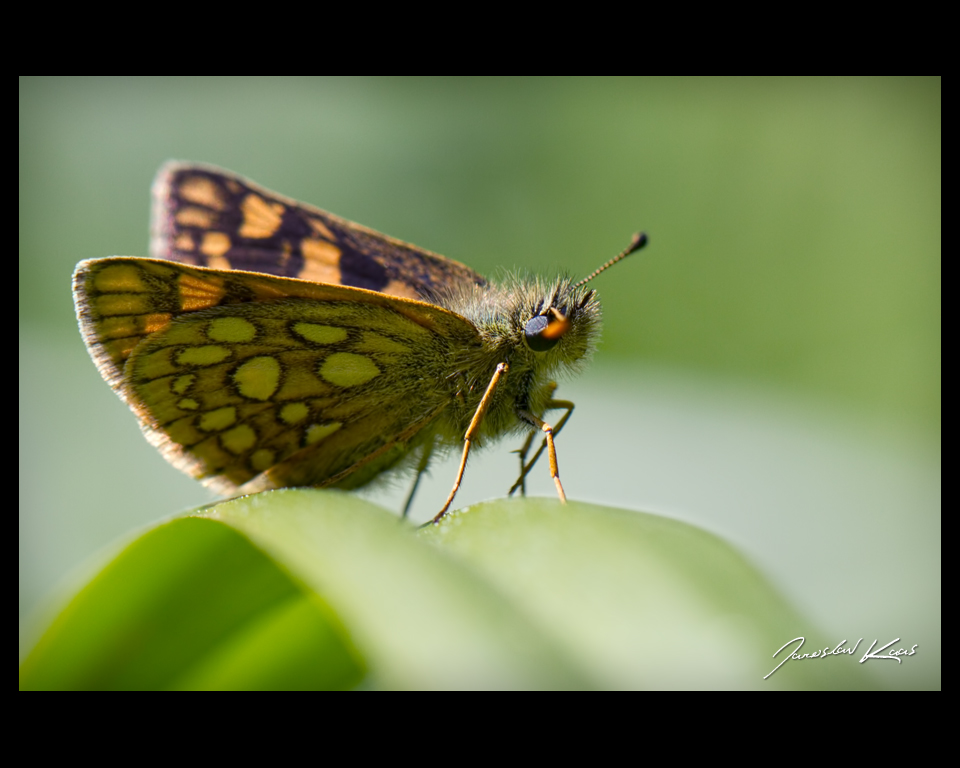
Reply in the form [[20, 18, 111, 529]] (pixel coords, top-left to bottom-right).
[[523, 308, 571, 352]]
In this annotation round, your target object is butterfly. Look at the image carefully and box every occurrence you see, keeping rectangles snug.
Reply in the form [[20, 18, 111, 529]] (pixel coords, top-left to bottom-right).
[[73, 162, 647, 523]]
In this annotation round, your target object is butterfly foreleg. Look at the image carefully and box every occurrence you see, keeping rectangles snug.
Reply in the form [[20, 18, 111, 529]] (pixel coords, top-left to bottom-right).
[[428, 362, 510, 525]]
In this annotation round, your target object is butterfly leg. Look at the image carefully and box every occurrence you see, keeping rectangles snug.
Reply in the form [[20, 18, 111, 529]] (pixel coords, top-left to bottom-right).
[[430, 362, 509, 525], [402, 433, 435, 519], [510, 397, 575, 500], [512, 430, 538, 496]]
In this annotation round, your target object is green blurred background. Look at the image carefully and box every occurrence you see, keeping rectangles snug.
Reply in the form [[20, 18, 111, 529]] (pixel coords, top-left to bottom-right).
[[20, 77, 940, 687]]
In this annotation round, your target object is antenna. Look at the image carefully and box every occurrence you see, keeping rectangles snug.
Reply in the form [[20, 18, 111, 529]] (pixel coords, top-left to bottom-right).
[[575, 232, 648, 288]]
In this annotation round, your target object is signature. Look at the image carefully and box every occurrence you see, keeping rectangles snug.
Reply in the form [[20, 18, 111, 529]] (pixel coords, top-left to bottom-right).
[[764, 637, 918, 679]]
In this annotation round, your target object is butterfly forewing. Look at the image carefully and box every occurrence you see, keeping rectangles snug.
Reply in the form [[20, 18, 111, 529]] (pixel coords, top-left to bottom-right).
[[74, 257, 482, 495], [151, 162, 487, 303]]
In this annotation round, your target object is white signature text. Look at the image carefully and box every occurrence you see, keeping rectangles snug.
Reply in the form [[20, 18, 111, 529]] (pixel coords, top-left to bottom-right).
[[764, 636, 918, 679]]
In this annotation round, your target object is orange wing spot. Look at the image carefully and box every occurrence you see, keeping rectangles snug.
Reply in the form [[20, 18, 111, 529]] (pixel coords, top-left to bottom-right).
[[200, 231, 231, 259], [92, 263, 149, 293], [380, 279, 420, 300], [178, 272, 226, 311], [142, 313, 172, 334], [179, 175, 227, 210], [301, 237, 342, 265], [307, 217, 337, 241], [240, 194, 284, 239], [225, 180, 242, 194], [206, 255, 231, 270], [174, 233, 196, 252], [297, 260, 342, 285], [175, 207, 216, 228]]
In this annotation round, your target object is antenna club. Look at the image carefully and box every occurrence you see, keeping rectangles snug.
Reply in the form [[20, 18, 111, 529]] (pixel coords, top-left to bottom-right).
[[629, 232, 649, 254]]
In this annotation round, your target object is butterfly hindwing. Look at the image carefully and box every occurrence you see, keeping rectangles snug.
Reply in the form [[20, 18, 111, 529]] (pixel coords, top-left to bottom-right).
[[151, 161, 487, 303]]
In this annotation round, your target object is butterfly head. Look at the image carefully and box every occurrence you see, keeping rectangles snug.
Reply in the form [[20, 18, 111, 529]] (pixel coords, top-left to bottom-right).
[[515, 232, 649, 370], [443, 233, 648, 385], [514, 277, 601, 373]]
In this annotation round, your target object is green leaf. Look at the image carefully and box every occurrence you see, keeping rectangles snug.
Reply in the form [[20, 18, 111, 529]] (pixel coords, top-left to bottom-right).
[[20, 489, 875, 689], [19, 515, 364, 691], [421, 498, 876, 689]]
